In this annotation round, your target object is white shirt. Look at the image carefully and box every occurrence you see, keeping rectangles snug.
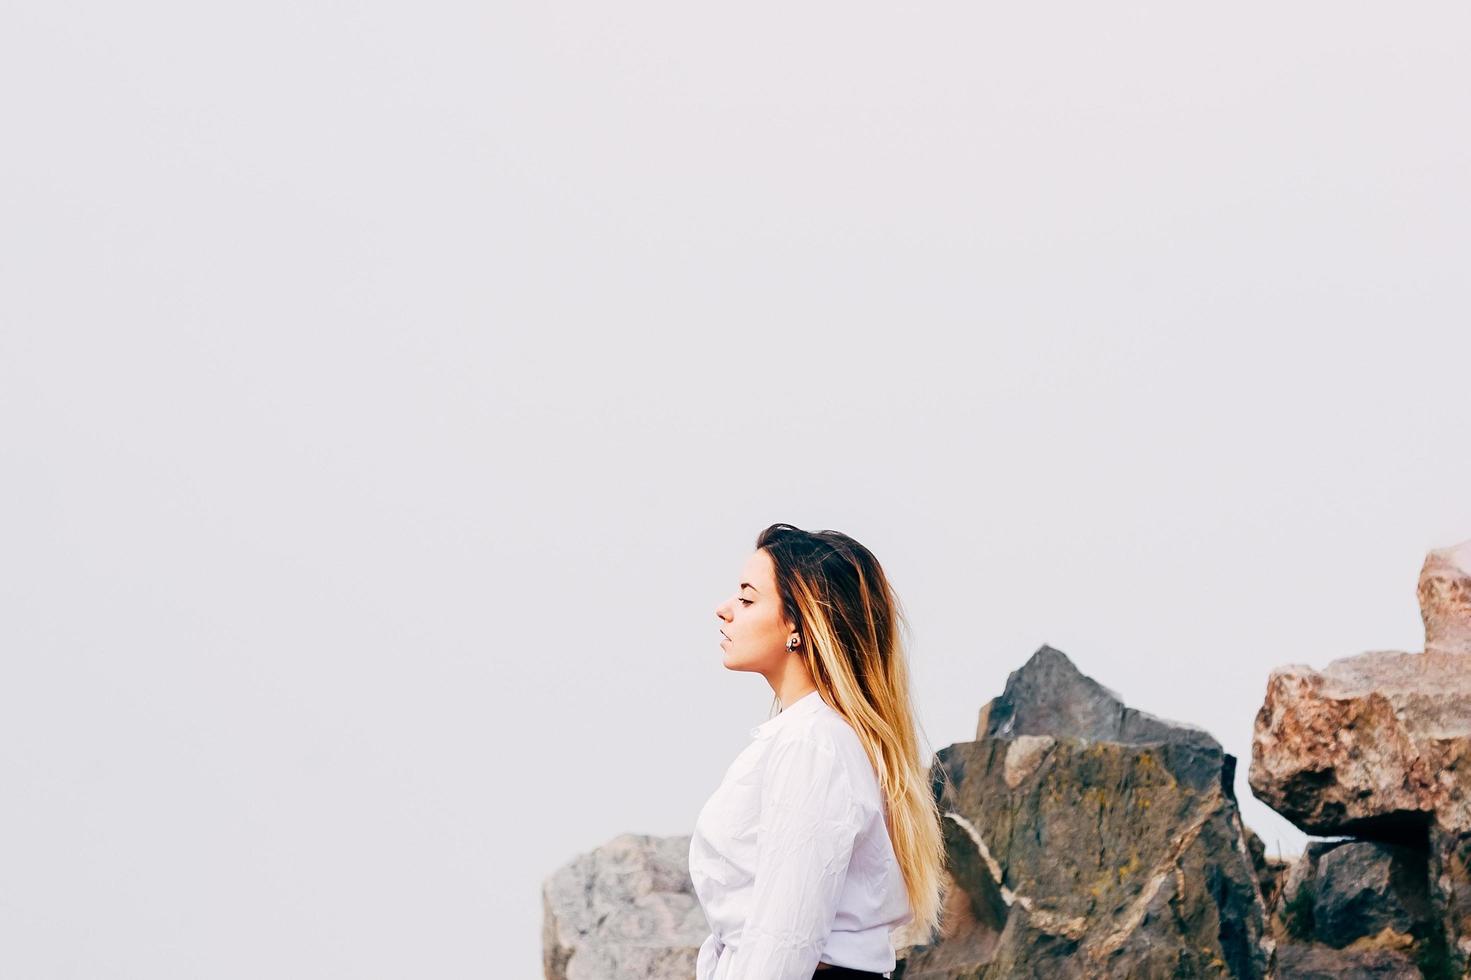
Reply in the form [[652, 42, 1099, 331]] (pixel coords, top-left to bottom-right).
[[688, 690, 913, 980]]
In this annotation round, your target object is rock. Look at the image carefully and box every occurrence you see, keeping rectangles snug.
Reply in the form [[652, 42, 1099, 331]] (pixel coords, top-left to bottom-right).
[[977, 645, 1221, 754], [898, 645, 1269, 979], [1267, 839, 1454, 978], [1428, 825, 1471, 974], [941, 811, 1010, 935], [1250, 541, 1471, 976], [1248, 649, 1471, 838], [1420, 539, 1471, 655], [1250, 539, 1471, 839], [541, 833, 709, 980], [1003, 735, 1055, 789], [1272, 941, 1421, 979], [1274, 842, 1342, 943], [1310, 841, 1431, 949], [1244, 827, 1290, 908]]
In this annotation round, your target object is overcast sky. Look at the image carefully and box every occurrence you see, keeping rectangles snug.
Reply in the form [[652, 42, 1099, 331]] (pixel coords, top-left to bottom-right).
[[3, 2, 1469, 978]]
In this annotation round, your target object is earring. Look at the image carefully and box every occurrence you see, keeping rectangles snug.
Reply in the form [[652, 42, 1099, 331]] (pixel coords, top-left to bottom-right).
[[786, 636, 800, 653]]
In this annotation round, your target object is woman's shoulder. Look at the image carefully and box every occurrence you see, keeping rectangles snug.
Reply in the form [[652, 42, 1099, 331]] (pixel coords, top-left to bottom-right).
[[763, 726, 884, 829], [770, 698, 860, 748], [767, 707, 876, 790]]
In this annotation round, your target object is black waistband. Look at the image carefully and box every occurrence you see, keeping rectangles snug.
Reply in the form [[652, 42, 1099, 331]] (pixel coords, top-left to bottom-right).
[[812, 966, 888, 979]]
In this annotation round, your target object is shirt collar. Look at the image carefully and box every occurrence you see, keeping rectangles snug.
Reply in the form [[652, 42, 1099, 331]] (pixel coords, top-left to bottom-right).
[[749, 689, 827, 740]]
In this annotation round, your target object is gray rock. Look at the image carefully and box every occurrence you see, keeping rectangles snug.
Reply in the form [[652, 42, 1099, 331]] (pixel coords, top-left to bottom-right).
[[978, 644, 1221, 752], [899, 645, 1269, 979], [1244, 827, 1290, 908], [1267, 839, 1456, 978], [1312, 841, 1430, 950], [1273, 941, 1421, 979], [541, 833, 709, 980]]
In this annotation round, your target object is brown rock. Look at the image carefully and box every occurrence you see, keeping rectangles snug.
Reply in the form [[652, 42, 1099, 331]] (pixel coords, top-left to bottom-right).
[[1420, 539, 1471, 656], [1250, 537, 1471, 838], [1250, 541, 1471, 977], [1248, 649, 1471, 837]]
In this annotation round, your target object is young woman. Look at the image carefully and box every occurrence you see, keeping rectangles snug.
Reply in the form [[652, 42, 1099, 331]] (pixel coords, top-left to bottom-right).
[[689, 524, 947, 980]]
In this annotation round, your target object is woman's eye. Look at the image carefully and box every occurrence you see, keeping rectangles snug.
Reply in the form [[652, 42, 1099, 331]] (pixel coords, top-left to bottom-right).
[[738, 598, 753, 606]]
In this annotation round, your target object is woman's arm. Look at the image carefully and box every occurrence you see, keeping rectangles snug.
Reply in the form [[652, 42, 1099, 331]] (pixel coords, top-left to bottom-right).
[[723, 735, 863, 980]]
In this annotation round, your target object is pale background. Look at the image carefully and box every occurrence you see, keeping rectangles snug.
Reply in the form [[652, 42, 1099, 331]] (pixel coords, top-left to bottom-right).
[[3, 2, 1469, 978]]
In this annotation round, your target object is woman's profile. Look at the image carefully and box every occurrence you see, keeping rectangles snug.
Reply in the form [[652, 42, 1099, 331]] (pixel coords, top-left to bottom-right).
[[689, 523, 947, 980]]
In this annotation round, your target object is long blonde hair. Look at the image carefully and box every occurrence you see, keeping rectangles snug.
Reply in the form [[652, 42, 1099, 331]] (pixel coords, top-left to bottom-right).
[[756, 523, 947, 949]]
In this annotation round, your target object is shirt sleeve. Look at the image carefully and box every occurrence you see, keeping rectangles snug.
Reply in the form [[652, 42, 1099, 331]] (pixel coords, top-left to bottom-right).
[[724, 734, 863, 980], [695, 932, 723, 980]]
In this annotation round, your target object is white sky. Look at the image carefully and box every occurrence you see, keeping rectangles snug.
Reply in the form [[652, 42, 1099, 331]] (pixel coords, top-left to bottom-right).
[[3, 2, 1469, 978]]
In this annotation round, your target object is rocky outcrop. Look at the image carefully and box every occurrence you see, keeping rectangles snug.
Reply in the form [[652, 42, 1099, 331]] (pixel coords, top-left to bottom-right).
[[540, 648, 1273, 979], [540, 539, 1471, 978], [896, 645, 1269, 979], [1250, 538, 1471, 978], [541, 833, 708, 980], [1251, 539, 1471, 839]]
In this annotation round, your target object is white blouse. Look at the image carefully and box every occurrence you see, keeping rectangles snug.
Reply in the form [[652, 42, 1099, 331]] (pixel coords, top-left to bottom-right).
[[688, 690, 913, 980]]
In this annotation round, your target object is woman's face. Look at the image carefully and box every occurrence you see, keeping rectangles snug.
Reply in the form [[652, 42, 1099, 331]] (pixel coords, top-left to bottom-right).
[[714, 548, 795, 670]]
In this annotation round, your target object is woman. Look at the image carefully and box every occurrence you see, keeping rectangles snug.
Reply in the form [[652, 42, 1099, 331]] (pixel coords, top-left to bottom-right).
[[689, 523, 947, 980]]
